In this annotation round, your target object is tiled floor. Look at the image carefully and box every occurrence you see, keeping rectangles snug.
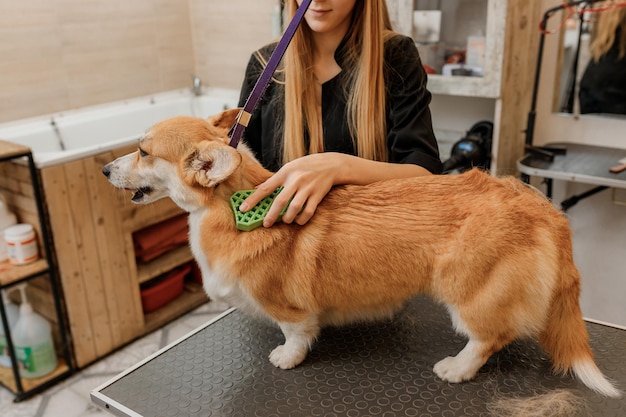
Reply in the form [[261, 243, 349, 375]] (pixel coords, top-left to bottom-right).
[[0, 300, 229, 417]]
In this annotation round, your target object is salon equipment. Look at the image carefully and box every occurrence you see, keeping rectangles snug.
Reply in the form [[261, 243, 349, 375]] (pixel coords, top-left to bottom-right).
[[442, 121, 493, 174]]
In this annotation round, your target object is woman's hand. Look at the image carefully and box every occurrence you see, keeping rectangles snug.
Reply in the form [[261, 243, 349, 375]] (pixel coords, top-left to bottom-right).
[[239, 152, 431, 227], [239, 153, 345, 227]]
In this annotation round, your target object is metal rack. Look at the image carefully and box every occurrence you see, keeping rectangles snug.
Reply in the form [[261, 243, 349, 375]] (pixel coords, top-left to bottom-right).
[[0, 139, 74, 402]]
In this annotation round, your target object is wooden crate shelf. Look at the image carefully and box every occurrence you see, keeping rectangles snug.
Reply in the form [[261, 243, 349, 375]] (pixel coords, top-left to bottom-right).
[[0, 143, 74, 401], [136, 246, 195, 285], [0, 259, 49, 286], [0, 358, 70, 395]]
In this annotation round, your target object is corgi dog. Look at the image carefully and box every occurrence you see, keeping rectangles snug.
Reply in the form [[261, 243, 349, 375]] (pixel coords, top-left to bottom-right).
[[102, 109, 620, 398]]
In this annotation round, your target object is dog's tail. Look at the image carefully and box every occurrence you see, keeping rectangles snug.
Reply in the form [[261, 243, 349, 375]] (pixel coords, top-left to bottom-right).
[[539, 256, 621, 398]]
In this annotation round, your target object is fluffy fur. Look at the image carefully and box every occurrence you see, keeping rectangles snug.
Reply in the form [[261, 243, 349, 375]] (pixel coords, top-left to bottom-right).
[[102, 109, 620, 398]]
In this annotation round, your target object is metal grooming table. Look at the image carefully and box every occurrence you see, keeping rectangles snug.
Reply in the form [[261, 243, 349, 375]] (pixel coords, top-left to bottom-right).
[[91, 296, 626, 417], [518, 142, 626, 189]]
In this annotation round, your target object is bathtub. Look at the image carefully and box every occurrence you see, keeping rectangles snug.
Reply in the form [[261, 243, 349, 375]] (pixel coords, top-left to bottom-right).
[[0, 88, 240, 168]]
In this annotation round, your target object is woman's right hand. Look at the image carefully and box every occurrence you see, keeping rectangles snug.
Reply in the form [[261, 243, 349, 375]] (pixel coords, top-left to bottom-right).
[[238, 153, 345, 227]]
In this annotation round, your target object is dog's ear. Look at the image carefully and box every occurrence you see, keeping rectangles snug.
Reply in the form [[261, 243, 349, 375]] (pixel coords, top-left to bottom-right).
[[185, 142, 241, 187], [208, 108, 241, 132]]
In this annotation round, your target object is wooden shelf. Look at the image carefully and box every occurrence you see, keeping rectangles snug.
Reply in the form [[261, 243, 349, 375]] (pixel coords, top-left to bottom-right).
[[0, 259, 49, 286], [0, 358, 70, 394], [143, 282, 208, 333], [0, 140, 30, 160], [136, 246, 195, 285]]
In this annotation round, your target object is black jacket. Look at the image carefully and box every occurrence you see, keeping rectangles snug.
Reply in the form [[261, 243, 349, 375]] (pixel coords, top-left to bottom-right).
[[579, 27, 626, 115], [238, 34, 443, 174]]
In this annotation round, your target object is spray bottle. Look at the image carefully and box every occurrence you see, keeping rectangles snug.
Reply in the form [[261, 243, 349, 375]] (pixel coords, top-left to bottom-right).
[[11, 284, 57, 378], [0, 289, 20, 367]]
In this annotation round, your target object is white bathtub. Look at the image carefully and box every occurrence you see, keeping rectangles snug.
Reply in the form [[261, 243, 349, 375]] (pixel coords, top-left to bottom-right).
[[0, 88, 240, 168]]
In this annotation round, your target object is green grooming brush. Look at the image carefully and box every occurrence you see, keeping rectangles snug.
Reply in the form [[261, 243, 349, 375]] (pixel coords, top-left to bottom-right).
[[230, 187, 289, 231]]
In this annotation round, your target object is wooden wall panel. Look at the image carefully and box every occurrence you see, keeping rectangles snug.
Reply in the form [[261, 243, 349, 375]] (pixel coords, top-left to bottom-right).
[[40, 164, 98, 367], [495, 0, 544, 175]]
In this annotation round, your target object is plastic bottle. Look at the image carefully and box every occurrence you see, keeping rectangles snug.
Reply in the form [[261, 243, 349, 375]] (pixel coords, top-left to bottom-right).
[[11, 284, 57, 378], [0, 289, 20, 368], [0, 194, 18, 263]]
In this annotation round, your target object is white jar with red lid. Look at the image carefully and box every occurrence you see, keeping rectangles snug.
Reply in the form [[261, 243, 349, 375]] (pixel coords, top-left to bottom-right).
[[4, 224, 39, 265]]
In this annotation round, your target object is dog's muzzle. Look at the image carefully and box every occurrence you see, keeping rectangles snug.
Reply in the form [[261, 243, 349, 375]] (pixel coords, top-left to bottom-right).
[[102, 164, 153, 202]]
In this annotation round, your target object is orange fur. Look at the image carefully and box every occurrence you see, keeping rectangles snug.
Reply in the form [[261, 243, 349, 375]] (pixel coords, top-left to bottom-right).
[[102, 110, 620, 398]]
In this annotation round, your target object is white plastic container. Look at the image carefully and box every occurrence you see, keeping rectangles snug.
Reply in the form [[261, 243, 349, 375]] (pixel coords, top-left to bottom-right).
[[0, 289, 20, 368], [12, 284, 57, 378], [0, 194, 17, 263], [4, 223, 39, 265]]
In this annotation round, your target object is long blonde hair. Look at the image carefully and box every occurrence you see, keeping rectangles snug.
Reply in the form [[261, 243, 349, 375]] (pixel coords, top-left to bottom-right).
[[589, 3, 626, 61], [278, 0, 394, 164]]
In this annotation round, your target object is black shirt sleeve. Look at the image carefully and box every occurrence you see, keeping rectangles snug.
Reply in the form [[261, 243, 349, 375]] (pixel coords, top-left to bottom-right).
[[384, 35, 443, 174]]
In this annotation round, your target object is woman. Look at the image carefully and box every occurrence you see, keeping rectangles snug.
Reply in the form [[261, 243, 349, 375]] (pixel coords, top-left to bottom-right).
[[579, 3, 626, 115], [238, 0, 442, 227]]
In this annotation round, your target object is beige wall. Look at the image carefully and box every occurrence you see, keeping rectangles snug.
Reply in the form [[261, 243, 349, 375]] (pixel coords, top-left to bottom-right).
[[190, 0, 277, 93], [0, 0, 277, 123]]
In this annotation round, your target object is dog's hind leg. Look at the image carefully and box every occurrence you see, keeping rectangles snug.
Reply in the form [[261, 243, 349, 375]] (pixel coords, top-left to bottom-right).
[[269, 315, 320, 369], [433, 305, 513, 383], [433, 337, 504, 383]]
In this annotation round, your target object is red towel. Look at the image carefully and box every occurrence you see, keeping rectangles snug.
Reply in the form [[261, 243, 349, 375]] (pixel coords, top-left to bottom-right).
[[133, 214, 189, 262]]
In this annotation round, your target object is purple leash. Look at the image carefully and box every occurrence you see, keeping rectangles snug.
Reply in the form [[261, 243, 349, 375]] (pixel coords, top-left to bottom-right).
[[228, 0, 312, 148]]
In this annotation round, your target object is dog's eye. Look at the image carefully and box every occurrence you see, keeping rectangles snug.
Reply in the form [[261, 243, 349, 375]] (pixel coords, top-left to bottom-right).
[[139, 148, 149, 157]]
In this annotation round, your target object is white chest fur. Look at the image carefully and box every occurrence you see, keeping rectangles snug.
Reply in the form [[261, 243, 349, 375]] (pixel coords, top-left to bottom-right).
[[187, 211, 267, 318]]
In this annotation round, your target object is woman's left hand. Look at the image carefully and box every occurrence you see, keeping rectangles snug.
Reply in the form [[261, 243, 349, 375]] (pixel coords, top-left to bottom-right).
[[239, 152, 346, 227]]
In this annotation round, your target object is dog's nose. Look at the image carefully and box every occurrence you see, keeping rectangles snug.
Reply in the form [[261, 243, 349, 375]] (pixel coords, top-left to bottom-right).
[[102, 165, 111, 178]]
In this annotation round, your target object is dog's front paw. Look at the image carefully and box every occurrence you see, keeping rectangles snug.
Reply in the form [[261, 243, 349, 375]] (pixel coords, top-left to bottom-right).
[[433, 356, 477, 383], [269, 345, 306, 369]]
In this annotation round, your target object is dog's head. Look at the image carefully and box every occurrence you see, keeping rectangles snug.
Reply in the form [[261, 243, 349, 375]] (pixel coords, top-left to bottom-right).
[[102, 109, 258, 211]]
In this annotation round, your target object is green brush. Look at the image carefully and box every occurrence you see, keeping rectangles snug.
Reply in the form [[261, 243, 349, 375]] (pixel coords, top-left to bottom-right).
[[230, 187, 289, 231]]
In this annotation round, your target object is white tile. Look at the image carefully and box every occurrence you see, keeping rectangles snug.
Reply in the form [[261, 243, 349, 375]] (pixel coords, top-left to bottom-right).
[[44, 388, 90, 417], [0, 394, 42, 417], [81, 347, 147, 377], [164, 322, 196, 345], [68, 375, 114, 401], [122, 330, 162, 360]]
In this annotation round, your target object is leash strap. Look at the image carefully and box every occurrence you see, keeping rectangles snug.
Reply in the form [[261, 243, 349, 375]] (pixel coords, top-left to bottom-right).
[[228, 0, 312, 148]]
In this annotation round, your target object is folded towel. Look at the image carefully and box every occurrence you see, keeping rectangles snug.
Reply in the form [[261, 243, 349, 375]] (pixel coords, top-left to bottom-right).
[[133, 214, 188, 262]]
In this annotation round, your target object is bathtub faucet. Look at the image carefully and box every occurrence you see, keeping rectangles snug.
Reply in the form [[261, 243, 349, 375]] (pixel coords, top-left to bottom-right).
[[191, 74, 203, 96]]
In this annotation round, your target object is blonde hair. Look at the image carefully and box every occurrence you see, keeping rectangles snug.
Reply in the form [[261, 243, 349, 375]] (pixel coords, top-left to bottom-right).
[[276, 0, 394, 164], [589, 3, 626, 61]]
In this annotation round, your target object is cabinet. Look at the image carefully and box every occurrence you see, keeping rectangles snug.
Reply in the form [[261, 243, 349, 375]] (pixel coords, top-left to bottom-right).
[[0, 140, 73, 402], [386, 0, 544, 174], [36, 144, 208, 368]]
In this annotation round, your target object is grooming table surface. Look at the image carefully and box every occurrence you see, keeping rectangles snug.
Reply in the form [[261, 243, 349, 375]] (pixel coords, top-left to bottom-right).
[[91, 296, 626, 417], [517, 142, 626, 188]]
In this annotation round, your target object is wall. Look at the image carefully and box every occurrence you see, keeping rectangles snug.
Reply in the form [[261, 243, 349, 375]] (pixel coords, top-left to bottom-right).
[[0, 0, 276, 123], [190, 0, 278, 92]]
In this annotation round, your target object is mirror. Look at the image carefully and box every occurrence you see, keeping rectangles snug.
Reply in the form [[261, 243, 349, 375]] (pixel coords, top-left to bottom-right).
[[555, 2, 626, 118]]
